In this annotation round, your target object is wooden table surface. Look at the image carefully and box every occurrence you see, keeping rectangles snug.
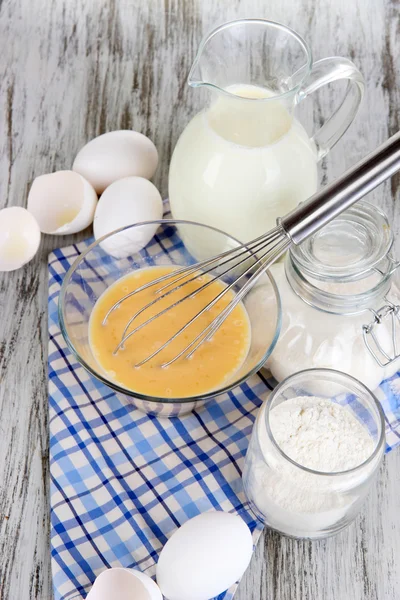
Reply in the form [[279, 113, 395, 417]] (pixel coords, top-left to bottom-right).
[[1, 0, 399, 598]]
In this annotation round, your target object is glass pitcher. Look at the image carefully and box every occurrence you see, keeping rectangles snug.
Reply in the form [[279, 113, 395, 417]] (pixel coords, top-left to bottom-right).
[[169, 19, 365, 243]]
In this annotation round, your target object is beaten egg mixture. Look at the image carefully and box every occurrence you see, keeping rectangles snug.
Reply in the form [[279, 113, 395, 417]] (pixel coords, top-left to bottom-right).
[[89, 266, 251, 398]]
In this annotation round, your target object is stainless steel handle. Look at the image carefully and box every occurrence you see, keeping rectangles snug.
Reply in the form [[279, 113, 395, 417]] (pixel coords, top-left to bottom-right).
[[280, 131, 400, 245]]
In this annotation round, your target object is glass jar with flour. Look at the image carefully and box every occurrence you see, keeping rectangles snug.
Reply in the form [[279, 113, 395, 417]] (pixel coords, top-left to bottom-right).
[[242, 369, 385, 538], [261, 201, 400, 390]]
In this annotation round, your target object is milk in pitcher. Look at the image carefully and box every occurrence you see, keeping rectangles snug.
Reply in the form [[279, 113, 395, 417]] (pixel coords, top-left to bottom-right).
[[169, 84, 318, 243]]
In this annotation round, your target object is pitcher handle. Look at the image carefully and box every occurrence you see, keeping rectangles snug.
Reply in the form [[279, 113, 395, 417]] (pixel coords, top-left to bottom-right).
[[296, 57, 365, 160]]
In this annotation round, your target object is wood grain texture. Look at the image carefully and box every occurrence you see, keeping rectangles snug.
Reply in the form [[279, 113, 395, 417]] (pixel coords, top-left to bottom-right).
[[0, 0, 399, 598]]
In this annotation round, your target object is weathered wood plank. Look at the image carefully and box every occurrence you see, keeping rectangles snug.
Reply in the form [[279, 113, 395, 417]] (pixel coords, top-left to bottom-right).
[[0, 0, 399, 598]]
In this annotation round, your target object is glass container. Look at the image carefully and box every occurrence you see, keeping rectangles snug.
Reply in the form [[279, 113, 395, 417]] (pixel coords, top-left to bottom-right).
[[242, 368, 385, 539], [169, 18, 364, 246], [59, 220, 281, 418], [263, 201, 400, 390]]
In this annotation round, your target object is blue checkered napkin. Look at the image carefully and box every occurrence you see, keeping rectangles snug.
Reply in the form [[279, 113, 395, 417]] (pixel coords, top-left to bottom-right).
[[374, 377, 400, 450], [49, 218, 400, 600], [48, 224, 269, 600]]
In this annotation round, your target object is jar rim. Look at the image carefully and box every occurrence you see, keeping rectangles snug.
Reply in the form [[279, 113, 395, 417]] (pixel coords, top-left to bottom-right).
[[289, 201, 393, 282], [264, 368, 386, 477], [286, 201, 395, 315], [285, 251, 393, 315]]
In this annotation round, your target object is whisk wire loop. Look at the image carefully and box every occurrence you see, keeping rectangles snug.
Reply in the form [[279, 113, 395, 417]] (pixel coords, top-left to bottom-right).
[[117, 228, 284, 349], [134, 232, 290, 367], [164, 237, 291, 367], [102, 227, 281, 325]]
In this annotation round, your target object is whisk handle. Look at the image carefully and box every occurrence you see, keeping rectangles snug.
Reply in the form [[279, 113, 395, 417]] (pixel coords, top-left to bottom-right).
[[280, 131, 400, 245]]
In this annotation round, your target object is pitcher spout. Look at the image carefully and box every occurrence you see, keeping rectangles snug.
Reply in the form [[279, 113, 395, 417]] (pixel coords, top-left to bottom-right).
[[188, 44, 220, 90], [187, 23, 234, 92], [188, 59, 204, 88], [187, 18, 312, 98]]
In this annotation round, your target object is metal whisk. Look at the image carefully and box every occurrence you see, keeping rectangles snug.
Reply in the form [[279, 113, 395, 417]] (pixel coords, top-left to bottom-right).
[[104, 132, 400, 367]]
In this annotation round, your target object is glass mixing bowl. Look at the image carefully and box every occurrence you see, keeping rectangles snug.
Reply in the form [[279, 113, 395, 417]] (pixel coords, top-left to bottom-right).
[[59, 220, 281, 417]]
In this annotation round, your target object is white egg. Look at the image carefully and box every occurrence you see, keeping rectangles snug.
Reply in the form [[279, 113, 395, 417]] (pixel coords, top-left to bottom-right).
[[27, 170, 97, 235], [86, 568, 162, 600], [93, 176, 163, 258], [156, 512, 253, 600], [72, 130, 159, 194], [0, 207, 41, 272]]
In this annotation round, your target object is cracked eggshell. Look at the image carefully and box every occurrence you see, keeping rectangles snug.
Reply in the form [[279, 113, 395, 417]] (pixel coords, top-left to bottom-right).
[[93, 176, 163, 258], [0, 207, 41, 272], [86, 568, 162, 600], [27, 170, 98, 235], [156, 512, 253, 600], [72, 130, 159, 194]]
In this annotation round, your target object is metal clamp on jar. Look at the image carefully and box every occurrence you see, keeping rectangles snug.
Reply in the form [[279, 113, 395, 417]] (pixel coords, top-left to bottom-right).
[[262, 200, 400, 390]]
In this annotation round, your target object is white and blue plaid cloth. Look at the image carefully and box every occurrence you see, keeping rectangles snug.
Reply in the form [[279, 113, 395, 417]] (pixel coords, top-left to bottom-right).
[[49, 218, 400, 600]]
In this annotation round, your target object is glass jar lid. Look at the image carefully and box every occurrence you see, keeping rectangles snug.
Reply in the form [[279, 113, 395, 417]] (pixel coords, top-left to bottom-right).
[[289, 201, 393, 282], [286, 201, 396, 315]]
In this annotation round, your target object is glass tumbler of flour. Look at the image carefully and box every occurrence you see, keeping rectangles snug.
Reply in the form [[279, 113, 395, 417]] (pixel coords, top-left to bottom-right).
[[169, 19, 364, 248], [242, 369, 385, 539]]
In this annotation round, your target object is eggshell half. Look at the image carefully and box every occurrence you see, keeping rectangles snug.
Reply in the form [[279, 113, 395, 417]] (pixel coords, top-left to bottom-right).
[[27, 170, 97, 234], [124, 569, 163, 600], [93, 176, 163, 258], [0, 207, 41, 271], [86, 568, 162, 600], [72, 130, 158, 194], [156, 512, 253, 600]]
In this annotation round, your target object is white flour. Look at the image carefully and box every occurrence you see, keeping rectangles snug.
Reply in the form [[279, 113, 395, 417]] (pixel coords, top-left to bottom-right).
[[269, 396, 374, 472], [244, 397, 381, 538], [263, 263, 400, 391]]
